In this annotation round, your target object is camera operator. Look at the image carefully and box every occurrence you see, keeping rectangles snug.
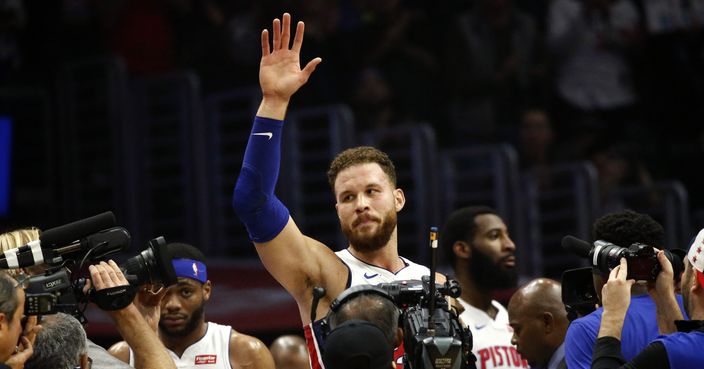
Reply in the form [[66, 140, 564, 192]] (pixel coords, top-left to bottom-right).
[[507, 278, 569, 369], [0, 226, 176, 369], [0, 272, 40, 369], [440, 206, 527, 369], [322, 286, 398, 369], [592, 228, 704, 368], [564, 210, 688, 369]]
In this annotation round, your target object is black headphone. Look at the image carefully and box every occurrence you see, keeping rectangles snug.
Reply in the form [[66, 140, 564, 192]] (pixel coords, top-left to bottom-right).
[[312, 284, 399, 343], [329, 285, 395, 314]]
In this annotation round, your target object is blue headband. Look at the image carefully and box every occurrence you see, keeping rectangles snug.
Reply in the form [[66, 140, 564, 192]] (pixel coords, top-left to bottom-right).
[[172, 258, 207, 283]]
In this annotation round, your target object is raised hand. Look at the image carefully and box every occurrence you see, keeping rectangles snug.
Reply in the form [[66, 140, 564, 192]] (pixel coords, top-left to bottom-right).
[[257, 13, 322, 118], [602, 258, 635, 316], [648, 250, 684, 334], [648, 250, 676, 299], [598, 258, 635, 339]]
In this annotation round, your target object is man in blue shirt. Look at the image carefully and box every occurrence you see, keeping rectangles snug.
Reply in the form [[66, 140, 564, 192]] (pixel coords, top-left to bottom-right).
[[564, 210, 687, 369], [592, 228, 704, 369]]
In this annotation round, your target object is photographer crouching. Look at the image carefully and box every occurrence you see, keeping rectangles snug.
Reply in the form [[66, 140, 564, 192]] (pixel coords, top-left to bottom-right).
[[593, 228, 704, 369]]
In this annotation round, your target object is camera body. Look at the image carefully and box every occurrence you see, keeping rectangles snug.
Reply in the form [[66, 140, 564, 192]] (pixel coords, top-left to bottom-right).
[[561, 267, 599, 320], [24, 268, 77, 316], [590, 241, 660, 280], [23, 235, 177, 321], [378, 277, 475, 369]]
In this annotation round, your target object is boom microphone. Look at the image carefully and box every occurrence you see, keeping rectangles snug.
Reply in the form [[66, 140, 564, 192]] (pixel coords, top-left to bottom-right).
[[54, 227, 131, 262], [561, 235, 592, 258], [0, 212, 117, 269], [40, 211, 116, 248]]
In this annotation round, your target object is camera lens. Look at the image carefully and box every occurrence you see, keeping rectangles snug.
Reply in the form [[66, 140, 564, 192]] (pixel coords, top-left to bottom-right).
[[591, 241, 628, 275], [120, 237, 177, 287]]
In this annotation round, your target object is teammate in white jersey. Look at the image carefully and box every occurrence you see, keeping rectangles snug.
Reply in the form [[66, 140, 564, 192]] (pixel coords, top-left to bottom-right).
[[109, 243, 274, 369], [440, 206, 528, 369], [231, 13, 441, 369]]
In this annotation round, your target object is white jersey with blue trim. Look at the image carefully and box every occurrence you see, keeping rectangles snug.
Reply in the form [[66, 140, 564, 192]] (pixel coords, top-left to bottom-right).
[[335, 248, 431, 285], [129, 322, 232, 369]]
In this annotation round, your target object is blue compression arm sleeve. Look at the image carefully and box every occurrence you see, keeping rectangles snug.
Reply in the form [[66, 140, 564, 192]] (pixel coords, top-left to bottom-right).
[[232, 116, 290, 243]]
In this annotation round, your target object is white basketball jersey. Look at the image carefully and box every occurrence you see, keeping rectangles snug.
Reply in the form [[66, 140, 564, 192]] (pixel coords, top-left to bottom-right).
[[457, 298, 529, 369], [335, 248, 431, 286], [305, 248, 431, 369], [129, 322, 232, 369]]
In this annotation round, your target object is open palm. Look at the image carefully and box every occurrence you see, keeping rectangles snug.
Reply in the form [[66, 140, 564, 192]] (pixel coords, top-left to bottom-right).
[[259, 13, 321, 102]]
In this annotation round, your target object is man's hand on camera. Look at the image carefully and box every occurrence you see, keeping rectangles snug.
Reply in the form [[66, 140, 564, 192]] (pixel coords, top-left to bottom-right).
[[598, 258, 635, 339], [89, 260, 128, 290], [648, 250, 676, 300], [5, 314, 42, 369], [86, 260, 138, 314], [4, 336, 32, 369], [22, 316, 41, 347], [648, 250, 683, 334], [134, 285, 167, 333]]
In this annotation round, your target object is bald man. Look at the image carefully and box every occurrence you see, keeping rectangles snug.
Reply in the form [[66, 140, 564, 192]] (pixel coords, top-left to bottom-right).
[[269, 335, 310, 369], [508, 278, 569, 369]]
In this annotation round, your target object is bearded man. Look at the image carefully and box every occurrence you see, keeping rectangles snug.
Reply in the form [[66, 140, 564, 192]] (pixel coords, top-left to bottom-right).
[[109, 243, 274, 369], [440, 206, 528, 369], [231, 13, 440, 369]]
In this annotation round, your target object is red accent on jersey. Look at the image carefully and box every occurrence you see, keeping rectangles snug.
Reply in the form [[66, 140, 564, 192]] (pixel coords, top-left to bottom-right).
[[304, 324, 323, 369], [476, 346, 529, 369], [194, 355, 217, 365], [393, 342, 406, 369]]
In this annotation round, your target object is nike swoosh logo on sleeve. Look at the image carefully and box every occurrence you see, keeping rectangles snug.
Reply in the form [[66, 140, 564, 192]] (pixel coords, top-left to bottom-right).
[[252, 132, 273, 140]]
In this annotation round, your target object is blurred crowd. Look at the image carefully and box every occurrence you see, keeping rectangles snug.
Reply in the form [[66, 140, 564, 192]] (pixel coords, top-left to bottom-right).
[[2, 0, 704, 211]]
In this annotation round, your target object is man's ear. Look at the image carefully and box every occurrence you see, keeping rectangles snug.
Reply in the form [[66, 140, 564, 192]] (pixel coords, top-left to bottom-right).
[[691, 271, 704, 298], [542, 312, 555, 333], [0, 312, 6, 332], [80, 353, 90, 369], [203, 280, 213, 301], [453, 241, 471, 260], [394, 188, 405, 212]]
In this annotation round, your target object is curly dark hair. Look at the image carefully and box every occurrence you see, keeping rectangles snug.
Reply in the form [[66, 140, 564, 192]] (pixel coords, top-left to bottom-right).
[[327, 146, 397, 190], [440, 206, 498, 267], [592, 210, 665, 248], [167, 242, 206, 263]]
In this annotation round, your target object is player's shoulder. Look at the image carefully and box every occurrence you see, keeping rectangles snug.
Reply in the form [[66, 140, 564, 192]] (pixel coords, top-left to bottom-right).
[[106, 340, 131, 363], [397, 256, 430, 275], [229, 328, 268, 353], [229, 328, 275, 368]]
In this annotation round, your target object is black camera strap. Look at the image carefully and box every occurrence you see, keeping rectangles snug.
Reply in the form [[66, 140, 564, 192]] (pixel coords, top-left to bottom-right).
[[89, 285, 137, 311]]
